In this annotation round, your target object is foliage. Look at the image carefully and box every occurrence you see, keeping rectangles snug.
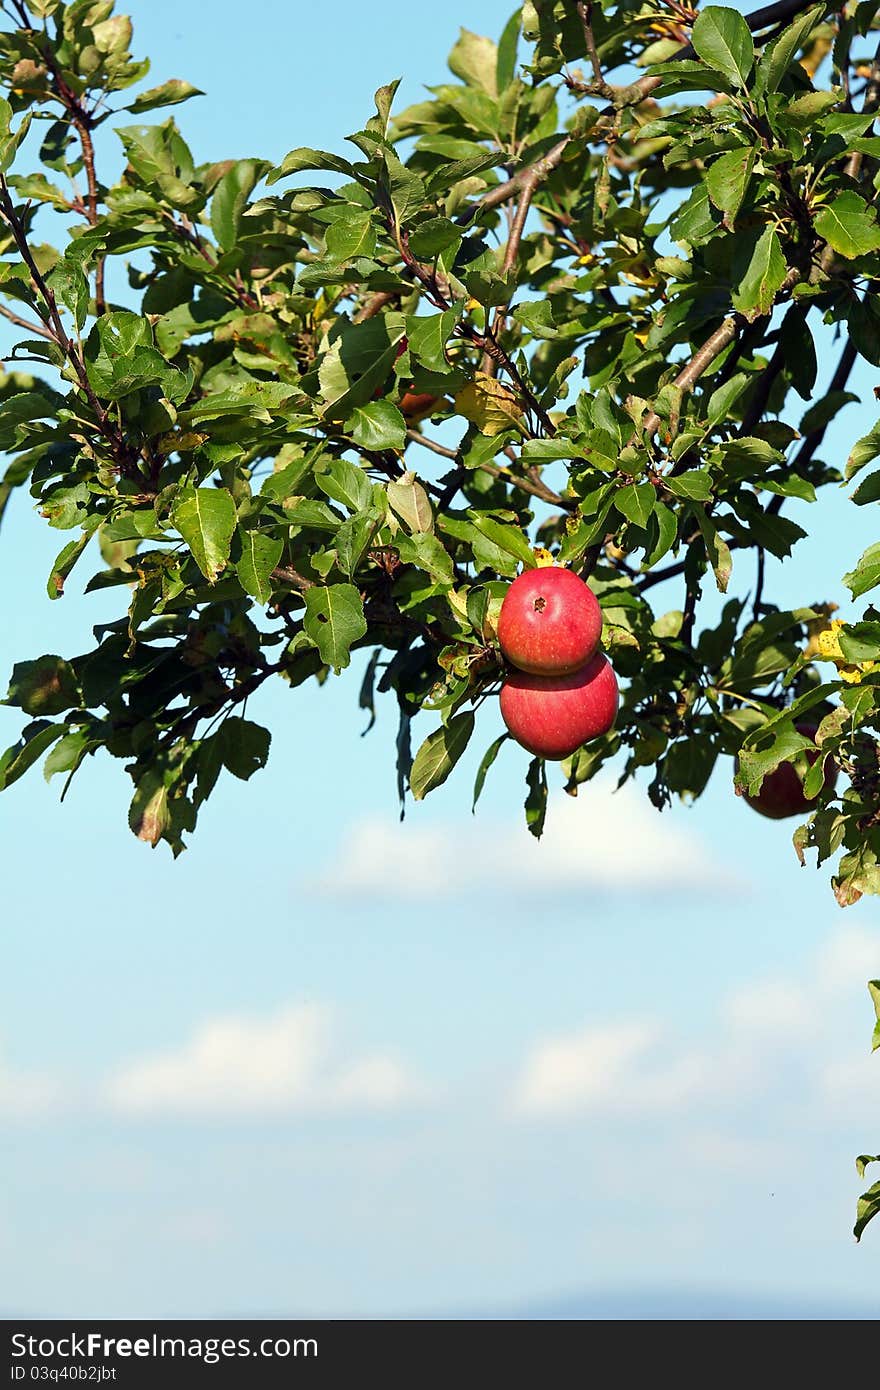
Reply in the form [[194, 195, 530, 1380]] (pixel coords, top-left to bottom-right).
[[0, 0, 877, 1232]]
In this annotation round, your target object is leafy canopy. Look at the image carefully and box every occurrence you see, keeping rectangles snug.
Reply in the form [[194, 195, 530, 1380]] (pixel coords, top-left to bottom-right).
[[0, 0, 879, 1233]]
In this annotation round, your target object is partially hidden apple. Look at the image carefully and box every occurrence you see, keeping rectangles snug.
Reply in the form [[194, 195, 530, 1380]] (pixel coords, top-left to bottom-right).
[[500, 652, 619, 760], [399, 388, 442, 421], [740, 721, 838, 820], [497, 566, 602, 675]]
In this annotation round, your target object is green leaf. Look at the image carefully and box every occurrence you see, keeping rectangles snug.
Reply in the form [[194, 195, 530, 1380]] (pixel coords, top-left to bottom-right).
[[691, 6, 754, 87], [737, 720, 815, 798], [472, 732, 508, 811], [854, 1179, 880, 1241], [731, 224, 787, 320], [405, 309, 459, 372], [325, 205, 377, 262], [42, 728, 90, 786], [469, 514, 537, 569], [335, 509, 381, 577], [666, 471, 713, 502], [837, 621, 880, 663], [0, 720, 63, 791], [615, 481, 655, 528], [497, 9, 521, 89], [448, 27, 498, 97], [217, 716, 271, 780], [235, 528, 283, 604], [645, 501, 677, 566], [48, 258, 89, 331], [408, 217, 463, 260], [844, 543, 880, 599], [126, 79, 203, 114], [846, 422, 880, 480], [669, 183, 717, 246], [316, 457, 374, 513], [171, 485, 236, 583], [387, 473, 433, 533], [395, 530, 454, 584], [211, 159, 263, 252], [815, 192, 880, 260], [6, 655, 79, 716], [267, 146, 357, 184], [303, 584, 367, 672], [847, 293, 880, 367], [693, 508, 732, 592], [754, 5, 824, 94], [869, 979, 880, 1046], [410, 711, 475, 800], [706, 373, 751, 426], [706, 145, 755, 220], [47, 527, 94, 599], [345, 399, 406, 451], [524, 755, 548, 838], [799, 390, 859, 436]]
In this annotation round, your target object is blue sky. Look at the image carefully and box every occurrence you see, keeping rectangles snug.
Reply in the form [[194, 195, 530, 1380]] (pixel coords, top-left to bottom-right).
[[1, 0, 879, 1318]]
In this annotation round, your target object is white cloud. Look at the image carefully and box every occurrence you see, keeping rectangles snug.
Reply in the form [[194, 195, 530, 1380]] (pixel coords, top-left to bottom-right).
[[511, 927, 879, 1120], [314, 779, 734, 899], [0, 1052, 61, 1120], [102, 1002, 422, 1119], [513, 1020, 661, 1116]]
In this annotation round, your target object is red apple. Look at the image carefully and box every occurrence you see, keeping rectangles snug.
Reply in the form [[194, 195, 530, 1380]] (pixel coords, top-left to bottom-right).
[[740, 722, 838, 820], [497, 566, 602, 675], [399, 388, 441, 421], [500, 652, 619, 760]]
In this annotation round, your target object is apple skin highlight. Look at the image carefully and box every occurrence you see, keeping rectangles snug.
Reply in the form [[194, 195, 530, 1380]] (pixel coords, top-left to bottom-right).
[[497, 567, 603, 676], [500, 652, 619, 760]]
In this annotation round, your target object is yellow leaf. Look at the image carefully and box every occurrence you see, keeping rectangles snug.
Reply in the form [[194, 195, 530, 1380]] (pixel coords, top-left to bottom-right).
[[815, 618, 876, 684], [454, 372, 525, 437]]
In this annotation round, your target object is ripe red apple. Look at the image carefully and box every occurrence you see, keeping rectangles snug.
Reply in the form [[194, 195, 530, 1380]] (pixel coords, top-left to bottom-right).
[[500, 652, 619, 760], [740, 722, 838, 820], [497, 566, 602, 676], [399, 388, 441, 421]]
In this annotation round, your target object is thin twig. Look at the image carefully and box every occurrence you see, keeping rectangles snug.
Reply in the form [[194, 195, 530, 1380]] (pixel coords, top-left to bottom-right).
[[752, 547, 765, 620], [33, 33, 107, 313], [0, 299, 55, 342], [577, 1, 614, 99], [271, 565, 316, 592], [0, 177, 139, 476], [478, 459, 572, 509], [405, 429, 457, 460], [354, 290, 400, 323], [642, 317, 739, 439]]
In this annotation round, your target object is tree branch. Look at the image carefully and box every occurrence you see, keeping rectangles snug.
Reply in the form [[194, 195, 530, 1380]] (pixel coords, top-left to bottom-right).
[[33, 33, 108, 313], [478, 459, 572, 509], [0, 298, 56, 342], [0, 177, 140, 476], [271, 565, 316, 592], [577, 2, 615, 99], [641, 317, 739, 439]]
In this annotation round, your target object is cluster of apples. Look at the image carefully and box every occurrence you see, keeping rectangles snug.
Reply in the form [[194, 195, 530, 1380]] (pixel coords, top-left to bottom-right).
[[497, 567, 619, 759]]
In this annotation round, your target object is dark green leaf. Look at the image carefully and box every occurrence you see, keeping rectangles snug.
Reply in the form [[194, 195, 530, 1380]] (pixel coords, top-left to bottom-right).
[[410, 711, 475, 800], [524, 755, 548, 838], [472, 732, 508, 811], [303, 584, 367, 671], [691, 6, 754, 87], [171, 486, 237, 583], [235, 528, 283, 604]]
